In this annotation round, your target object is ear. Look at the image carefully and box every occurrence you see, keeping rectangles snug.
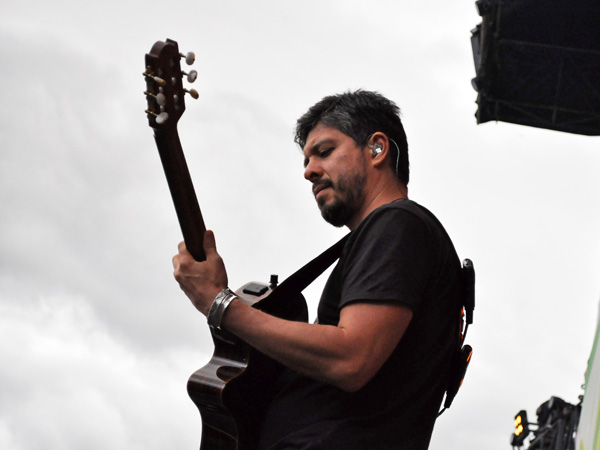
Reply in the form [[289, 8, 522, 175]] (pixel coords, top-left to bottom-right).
[[367, 131, 391, 169]]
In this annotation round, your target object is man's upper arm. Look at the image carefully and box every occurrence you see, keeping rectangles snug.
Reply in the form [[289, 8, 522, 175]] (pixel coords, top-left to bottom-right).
[[336, 301, 413, 391]]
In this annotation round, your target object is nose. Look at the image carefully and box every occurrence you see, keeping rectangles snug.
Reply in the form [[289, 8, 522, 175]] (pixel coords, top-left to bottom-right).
[[304, 157, 322, 182]]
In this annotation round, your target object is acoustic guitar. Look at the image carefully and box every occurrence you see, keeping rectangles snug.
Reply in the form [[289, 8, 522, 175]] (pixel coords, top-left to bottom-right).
[[144, 39, 308, 450]]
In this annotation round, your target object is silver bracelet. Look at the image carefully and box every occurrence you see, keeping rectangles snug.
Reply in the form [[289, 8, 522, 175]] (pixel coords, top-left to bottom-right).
[[207, 288, 237, 330]]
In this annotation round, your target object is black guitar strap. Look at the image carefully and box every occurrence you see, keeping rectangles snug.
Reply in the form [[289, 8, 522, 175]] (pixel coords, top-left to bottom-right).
[[272, 234, 350, 300]]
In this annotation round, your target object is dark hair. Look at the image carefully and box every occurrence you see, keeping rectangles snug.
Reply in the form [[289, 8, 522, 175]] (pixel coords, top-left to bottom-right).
[[295, 90, 410, 186]]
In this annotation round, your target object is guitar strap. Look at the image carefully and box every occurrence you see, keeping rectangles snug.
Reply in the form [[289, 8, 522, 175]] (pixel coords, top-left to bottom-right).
[[271, 234, 350, 300]]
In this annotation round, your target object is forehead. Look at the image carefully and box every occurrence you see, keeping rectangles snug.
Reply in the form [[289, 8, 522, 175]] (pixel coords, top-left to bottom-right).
[[302, 123, 353, 156]]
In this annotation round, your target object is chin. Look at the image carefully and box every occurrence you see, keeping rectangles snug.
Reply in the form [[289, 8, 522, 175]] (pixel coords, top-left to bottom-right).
[[320, 200, 354, 228]]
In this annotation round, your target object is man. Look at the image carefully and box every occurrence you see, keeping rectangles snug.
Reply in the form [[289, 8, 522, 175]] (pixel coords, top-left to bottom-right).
[[173, 90, 463, 449]]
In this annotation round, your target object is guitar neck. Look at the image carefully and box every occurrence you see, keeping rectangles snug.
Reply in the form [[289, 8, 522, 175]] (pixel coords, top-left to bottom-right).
[[154, 127, 207, 262]]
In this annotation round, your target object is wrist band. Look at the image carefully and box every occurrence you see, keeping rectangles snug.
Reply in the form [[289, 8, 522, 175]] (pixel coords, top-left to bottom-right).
[[207, 288, 238, 330]]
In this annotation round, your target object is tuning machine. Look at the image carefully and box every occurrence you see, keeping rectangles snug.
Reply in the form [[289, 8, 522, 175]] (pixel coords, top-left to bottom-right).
[[180, 51, 195, 65], [184, 88, 199, 99], [179, 49, 199, 94], [143, 41, 199, 127], [145, 109, 169, 125], [144, 90, 167, 106], [182, 69, 198, 83]]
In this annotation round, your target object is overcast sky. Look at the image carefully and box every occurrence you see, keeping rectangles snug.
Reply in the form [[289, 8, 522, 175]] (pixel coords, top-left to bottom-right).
[[1, 1, 600, 449]]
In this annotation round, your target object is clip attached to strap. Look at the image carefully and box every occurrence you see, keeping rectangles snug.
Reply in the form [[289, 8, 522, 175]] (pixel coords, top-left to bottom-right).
[[441, 345, 473, 413], [439, 258, 476, 416], [462, 259, 475, 327]]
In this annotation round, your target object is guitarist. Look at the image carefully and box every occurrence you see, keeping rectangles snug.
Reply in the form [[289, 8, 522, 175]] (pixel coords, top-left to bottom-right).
[[173, 90, 463, 450]]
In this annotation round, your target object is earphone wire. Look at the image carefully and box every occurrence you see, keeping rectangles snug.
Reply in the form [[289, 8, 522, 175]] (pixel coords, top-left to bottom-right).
[[390, 138, 401, 179], [368, 133, 401, 179]]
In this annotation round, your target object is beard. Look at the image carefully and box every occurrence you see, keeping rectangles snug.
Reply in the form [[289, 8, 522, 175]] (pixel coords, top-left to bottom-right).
[[316, 167, 367, 227]]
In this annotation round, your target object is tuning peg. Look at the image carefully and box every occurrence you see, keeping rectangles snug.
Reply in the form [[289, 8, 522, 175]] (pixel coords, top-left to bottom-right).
[[146, 109, 169, 124], [185, 88, 199, 99], [144, 91, 167, 106], [155, 112, 169, 124], [183, 70, 198, 83], [180, 51, 195, 65], [156, 92, 166, 106], [143, 71, 167, 86]]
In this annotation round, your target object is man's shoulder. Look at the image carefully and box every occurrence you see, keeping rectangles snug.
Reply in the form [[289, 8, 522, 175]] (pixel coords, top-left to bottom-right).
[[344, 200, 435, 255], [357, 199, 442, 233], [348, 199, 457, 259]]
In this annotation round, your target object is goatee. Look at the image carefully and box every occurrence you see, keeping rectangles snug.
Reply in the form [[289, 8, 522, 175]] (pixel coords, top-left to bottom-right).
[[317, 168, 367, 227]]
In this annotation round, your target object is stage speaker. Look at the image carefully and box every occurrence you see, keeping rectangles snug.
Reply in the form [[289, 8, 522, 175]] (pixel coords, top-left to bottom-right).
[[471, 0, 600, 136]]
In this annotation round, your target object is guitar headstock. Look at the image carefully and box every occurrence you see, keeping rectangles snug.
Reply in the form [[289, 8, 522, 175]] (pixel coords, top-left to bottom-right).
[[144, 39, 198, 129]]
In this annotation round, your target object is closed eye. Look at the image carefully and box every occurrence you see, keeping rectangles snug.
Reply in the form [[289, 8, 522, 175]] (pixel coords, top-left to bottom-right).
[[319, 147, 334, 158], [303, 138, 337, 167], [303, 147, 335, 168]]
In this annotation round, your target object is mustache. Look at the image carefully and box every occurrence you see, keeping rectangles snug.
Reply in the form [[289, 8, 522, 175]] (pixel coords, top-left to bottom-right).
[[312, 179, 334, 196]]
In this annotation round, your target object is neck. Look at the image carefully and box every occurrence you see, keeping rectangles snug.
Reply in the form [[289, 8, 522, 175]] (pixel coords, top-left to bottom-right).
[[346, 182, 408, 230]]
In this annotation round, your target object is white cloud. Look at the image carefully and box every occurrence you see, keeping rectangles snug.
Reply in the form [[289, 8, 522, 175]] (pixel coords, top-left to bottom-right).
[[0, 293, 202, 450]]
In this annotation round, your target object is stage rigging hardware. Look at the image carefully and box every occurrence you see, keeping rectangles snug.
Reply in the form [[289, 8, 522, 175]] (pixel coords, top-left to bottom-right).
[[510, 397, 581, 450], [469, 3, 595, 449], [471, 0, 600, 135]]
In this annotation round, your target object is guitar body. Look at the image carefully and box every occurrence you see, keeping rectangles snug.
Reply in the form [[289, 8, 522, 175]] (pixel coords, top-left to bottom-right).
[[144, 39, 308, 450], [188, 283, 308, 450]]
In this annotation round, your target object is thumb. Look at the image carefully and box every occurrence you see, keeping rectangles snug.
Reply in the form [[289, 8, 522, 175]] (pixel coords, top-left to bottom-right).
[[203, 230, 218, 257]]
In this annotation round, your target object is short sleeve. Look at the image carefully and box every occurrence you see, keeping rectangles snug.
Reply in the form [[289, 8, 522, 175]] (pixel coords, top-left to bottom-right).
[[338, 207, 434, 311]]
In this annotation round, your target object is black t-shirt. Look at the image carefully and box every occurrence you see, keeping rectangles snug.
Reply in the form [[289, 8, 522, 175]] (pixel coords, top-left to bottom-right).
[[259, 200, 462, 450]]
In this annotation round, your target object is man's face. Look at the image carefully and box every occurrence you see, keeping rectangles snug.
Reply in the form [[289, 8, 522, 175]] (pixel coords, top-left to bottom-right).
[[303, 124, 368, 227]]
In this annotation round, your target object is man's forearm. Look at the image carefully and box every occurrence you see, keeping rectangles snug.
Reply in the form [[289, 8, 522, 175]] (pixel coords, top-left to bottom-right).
[[220, 299, 358, 390], [219, 299, 411, 392]]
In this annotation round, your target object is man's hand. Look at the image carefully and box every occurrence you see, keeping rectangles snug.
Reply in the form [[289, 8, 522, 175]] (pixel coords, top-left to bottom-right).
[[172, 230, 228, 316]]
